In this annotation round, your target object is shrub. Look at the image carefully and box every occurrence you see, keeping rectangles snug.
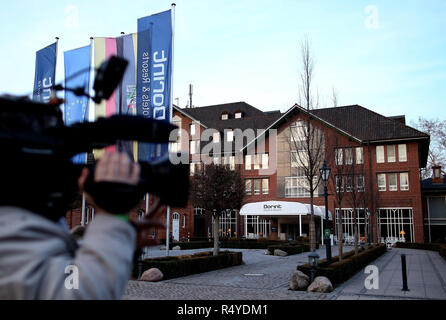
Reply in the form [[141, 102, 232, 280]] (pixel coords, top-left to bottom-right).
[[267, 244, 310, 255], [134, 251, 243, 280], [296, 244, 387, 286], [394, 242, 446, 261]]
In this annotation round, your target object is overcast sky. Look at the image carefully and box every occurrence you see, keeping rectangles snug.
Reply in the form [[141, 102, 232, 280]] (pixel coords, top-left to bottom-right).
[[0, 0, 445, 124]]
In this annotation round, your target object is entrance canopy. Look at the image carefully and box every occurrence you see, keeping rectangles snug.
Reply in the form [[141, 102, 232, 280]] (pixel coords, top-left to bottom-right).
[[239, 201, 332, 220]]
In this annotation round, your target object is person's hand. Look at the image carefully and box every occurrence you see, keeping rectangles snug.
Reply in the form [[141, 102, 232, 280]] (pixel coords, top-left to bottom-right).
[[130, 199, 166, 248], [77, 151, 140, 214]]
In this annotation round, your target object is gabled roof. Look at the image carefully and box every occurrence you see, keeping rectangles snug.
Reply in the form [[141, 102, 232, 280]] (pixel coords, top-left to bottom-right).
[[311, 105, 428, 142], [179, 102, 282, 132]]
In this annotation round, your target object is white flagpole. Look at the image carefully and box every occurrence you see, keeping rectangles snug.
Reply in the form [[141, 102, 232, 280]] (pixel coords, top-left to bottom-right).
[[165, 3, 176, 257], [53, 37, 59, 100]]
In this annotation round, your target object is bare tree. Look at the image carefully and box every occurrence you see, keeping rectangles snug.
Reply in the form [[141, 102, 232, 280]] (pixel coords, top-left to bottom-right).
[[189, 163, 245, 256], [288, 37, 325, 252], [411, 117, 446, 179]]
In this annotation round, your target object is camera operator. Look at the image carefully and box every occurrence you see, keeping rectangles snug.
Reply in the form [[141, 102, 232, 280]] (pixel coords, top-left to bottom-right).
[[0, 151, 164, 299]]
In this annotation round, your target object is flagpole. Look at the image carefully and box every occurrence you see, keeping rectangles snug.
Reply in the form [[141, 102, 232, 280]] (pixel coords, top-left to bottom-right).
[[53, 37, 59, 100], [81, 37, 94, 227], [165, 3, 176, 257]]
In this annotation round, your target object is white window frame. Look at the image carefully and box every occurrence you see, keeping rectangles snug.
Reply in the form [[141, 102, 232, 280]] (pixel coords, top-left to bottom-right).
[[235, 112, 242, 119], [346, 176, 353, 192], [254, 154, 261, 170], [190, 123, 196, 136], [356, 147, 363, 164], [335, 175, 344, 192], [253, 179, 261, 195], [226, 129, 234, 142], [398, 144, 407, 162], [357, 175, 365, 192], [262, 178, 269, 195], [190, 162, 195, 176], [376, 146, 384, 163], [388, 173, 397, 191], [400, 172, 409, 191], [262, 154, 269, 169], [335, 148, 343, 165], [221, 113, 229, 120], [245, 179, 252, 195], [245, 155, 252, 170], [387, 145, 396, 163], [345, 148, 353, 165], [377, 173, 386, 191]]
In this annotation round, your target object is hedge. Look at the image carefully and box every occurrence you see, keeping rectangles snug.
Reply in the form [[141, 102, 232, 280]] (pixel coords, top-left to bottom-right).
[[267, 244, 310, 255], [393, 242, 446, 261], [297, 244, 387, 286], [133, 251, 243, 280], [172, 239, 290, 250]]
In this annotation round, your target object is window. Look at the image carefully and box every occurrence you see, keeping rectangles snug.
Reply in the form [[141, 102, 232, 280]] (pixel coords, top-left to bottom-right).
[[235, 112, 242, 119], [254, 154, 261, 170], [190, 140, 199, 154], [245, 155, 252, 170], [398, 144, 407, 162], [376, 146, 384, 163], [335, 175, 344, 192], [262, 154, 269, 169], [345, 148, 353, 165], [225, 156, 235, 170], [335, 148, 343, 165], [213, 157, 220, 165], [182, 215, 186, 228], [346, 176, 353, 192], [190, 163, 195, 176], [262, 178, 269, 195], [357, 175, 365, 192], [221, 113, 229, 120], [226, 129, 234, 142], [285, 176, 315, 197], [388, 173, 397, 191], [434, 167, 441, 179], [400, 172, 409, 191], [356, 147, 363, 164], [291, 150, 308, 167], [170, 141, 180, 153], [387, 145, 396, 162], [245, 179, 252, 195], [254, 179, 261, 195], [190, 123, 196, 136], [377, 173, 386, 191], [213, 132, 220, 143]]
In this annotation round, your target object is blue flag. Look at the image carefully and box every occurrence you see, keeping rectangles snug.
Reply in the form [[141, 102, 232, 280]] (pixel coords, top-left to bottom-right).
[[33, 42, 57, 102], [64, 45, 91, 164], [136, 9, 173, 162]]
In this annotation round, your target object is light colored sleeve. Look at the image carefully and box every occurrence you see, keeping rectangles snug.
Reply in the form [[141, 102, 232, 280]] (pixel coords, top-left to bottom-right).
[[0, 208, 136, 300]]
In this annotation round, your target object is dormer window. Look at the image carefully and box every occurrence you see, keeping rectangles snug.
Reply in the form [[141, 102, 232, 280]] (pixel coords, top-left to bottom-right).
[[221, 112, 229, 120], [235, 111, 242, 119]]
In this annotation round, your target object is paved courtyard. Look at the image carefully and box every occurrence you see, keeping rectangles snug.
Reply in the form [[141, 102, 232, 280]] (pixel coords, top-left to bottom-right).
[[124, 245, 446, 300]]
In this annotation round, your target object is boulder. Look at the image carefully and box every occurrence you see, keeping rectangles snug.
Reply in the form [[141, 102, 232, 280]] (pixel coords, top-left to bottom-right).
[[307, 276, 333, 293], [264, 250, 272, 255], [274, 249, 288, 257], [172, 245, 181, 250], [140, 268, 163, 282], [289, 270, 310, 291]]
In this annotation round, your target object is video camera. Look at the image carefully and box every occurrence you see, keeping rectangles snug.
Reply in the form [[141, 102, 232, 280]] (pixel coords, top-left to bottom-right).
[[0, 56, 189, 221]]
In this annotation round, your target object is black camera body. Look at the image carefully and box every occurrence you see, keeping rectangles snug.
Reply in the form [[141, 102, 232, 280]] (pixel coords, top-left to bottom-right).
[[0, 95, 189, 221]]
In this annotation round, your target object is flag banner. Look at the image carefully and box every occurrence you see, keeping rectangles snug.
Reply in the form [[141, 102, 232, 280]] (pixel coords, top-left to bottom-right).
[[93, 37, 119, 157], [136, 9, 173, 162], [64, 45, 91, 164], [33, 42, 57, 102], [116, 33, 138, 161]]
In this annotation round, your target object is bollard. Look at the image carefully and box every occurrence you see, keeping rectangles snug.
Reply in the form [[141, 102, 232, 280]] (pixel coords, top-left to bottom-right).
[[401, 254, 409, 291]]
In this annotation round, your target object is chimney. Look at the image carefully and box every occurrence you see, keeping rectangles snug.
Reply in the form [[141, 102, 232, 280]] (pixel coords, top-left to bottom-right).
[[432, 165, 443, 184]]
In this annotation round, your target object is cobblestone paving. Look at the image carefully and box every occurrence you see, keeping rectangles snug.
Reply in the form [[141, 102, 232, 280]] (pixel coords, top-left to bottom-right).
[[124, 245, 352, 300]]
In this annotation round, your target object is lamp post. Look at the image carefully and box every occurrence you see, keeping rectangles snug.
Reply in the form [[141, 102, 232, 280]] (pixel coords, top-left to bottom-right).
[[308, 251, 319, 283], [319, 160, 332, 263]]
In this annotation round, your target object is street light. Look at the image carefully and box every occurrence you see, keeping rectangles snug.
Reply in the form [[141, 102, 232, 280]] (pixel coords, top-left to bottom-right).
[[319, 160, 332, 263], [308, 251, 319, 283]]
